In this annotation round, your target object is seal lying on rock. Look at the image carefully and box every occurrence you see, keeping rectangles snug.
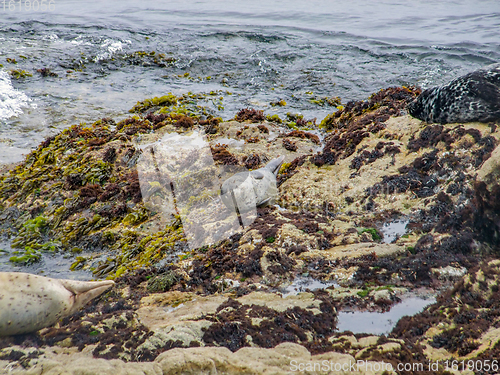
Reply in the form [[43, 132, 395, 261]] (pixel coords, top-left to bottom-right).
[[221, 155, 285, 213], [407, 63, 500, 124], [0, 272, 114, 336]]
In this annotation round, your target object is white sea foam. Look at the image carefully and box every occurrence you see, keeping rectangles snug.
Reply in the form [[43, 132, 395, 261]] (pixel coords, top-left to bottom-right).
[[0, 70, 32, 121], [70, 36, 92, 46], [94, 39, 130, 62], [42, 33, 59, 41]]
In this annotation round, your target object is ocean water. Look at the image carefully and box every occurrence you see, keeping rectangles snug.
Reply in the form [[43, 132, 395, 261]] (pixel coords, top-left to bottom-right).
[[0, 0, 499, 164]]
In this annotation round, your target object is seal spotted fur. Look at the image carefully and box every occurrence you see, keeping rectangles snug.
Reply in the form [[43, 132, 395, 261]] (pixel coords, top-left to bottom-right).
[[407, 63, 500, 124], [0, 272, 114, 336]]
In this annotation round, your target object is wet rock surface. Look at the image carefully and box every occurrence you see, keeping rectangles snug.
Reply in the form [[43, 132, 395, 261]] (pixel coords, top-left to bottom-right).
[[1, 87, 500, 374]]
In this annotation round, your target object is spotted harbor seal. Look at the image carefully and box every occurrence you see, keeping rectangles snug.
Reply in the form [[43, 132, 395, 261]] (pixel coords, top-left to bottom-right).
[[407, 63, 500, 124], [0, 272, 114, 336], [221, 155, 285, 213]]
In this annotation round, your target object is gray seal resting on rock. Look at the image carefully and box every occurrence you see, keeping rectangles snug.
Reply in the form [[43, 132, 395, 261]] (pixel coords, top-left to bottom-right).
[[221, 155, 285, 213], [0, 272, 114, 336], [407, 63, 500, 124]]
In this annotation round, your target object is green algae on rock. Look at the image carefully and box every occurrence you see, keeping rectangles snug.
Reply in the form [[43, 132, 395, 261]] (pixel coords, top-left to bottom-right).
[[0, 116, 187, 278], [0, 90, 322, 279], [2, 86, 500, 374], [9, 69, 32, 79], [129, 91, 225, 122]]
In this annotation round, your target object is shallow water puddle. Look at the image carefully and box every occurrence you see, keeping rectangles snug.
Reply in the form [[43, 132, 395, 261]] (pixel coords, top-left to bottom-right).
[[336, 296, 436, 335], [0, 239, 94, 280], [281, 277, 338, 296], [380, 218, 409, 244]]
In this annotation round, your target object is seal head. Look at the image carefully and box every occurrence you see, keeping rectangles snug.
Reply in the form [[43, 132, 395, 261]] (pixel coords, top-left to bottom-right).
[[407, 63, 500, 124], [221, 155, 285, 213]]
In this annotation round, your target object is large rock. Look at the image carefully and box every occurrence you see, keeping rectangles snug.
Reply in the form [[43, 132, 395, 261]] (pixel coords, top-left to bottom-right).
[[1, 342, 396, 375]]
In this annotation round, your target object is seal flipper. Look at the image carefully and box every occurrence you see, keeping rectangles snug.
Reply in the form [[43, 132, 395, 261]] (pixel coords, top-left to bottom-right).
[[265, 155, 285, 176], [59, 279, 115, 315], [257, 197, 272, 206]]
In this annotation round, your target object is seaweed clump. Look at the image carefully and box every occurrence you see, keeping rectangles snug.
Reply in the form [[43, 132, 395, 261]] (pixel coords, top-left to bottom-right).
[[37, 68, 58, 77], [284, 130, 320, 144], [277, 155, 307, 186], [235, 108, 265, 123], [128, 92, 221, 130], [201, 293, 337, 353], [210, 144, 239, 166], [282, 138, 297, 152], [0, 114, 187, 278], [242, 153, 261, 170], [312, 86, 420, 167], [189, 233, 263, 293], [350, 141, 400, 171]]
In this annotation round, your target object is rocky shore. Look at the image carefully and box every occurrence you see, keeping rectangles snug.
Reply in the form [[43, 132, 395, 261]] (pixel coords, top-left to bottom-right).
[[1, 86, 499, 374]]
